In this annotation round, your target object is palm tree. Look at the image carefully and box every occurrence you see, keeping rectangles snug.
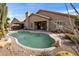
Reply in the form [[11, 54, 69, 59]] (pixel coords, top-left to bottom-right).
[[5, 18, 10, 28], [0, 3, 8, 37]]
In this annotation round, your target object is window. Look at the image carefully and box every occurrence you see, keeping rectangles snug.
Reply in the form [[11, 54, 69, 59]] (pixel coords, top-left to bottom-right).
[[57, 21, 65, 25], [56, 21, 65, 29]]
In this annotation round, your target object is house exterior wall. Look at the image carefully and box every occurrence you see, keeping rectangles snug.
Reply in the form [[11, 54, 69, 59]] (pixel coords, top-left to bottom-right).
[[24, 19, 29, 29], [28, 15, 49, 30], [24, 10, 76, 33], [37, 11, 76, 33]]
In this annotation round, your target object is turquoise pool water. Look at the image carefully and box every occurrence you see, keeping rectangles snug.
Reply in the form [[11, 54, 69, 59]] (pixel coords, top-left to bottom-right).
[[11, 32, 55, 48]]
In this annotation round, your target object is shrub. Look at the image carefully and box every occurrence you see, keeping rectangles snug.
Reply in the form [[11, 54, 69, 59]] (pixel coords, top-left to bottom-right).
[[0, 31, 3, 39], [56, 51, 75, 56], [65, 34, 79, 44]]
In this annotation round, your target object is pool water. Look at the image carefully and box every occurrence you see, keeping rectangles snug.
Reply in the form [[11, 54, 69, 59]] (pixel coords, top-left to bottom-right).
[[11, 32, 55, 48]]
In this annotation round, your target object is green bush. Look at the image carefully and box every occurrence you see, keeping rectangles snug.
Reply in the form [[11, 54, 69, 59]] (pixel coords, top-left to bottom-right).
[[56, 51, 75, 56], [0, 32, 3, 38], [65, 34, 79, 43]]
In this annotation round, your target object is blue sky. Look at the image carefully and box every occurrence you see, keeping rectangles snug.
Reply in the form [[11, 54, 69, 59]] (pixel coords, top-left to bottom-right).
[[7, 3, 79, 21]]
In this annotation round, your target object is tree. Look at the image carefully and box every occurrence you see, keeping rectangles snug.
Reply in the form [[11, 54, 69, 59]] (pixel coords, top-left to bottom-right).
[[0, 3, 8, 37], [75, 15, 79, 30], [5, 18, 10, 28], [65, 3, 76, 34], [68, 3, 79, 55]]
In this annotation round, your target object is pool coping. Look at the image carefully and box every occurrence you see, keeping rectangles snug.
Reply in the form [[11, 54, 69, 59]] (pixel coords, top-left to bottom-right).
[[7, 30, 61, 51]]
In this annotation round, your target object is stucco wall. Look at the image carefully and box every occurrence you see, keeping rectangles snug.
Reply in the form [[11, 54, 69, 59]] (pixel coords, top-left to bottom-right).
[[28, 15, 48, 30], [24, 19, 29, 29], [37, 11, 76, 33], [24, 10, 76, 33]]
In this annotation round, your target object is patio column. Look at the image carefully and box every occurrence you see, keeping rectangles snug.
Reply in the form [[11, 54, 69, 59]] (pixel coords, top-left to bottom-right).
[[47, 20, 49, 31]]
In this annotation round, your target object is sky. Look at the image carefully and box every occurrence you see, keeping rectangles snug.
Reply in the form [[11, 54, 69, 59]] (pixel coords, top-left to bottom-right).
[[7, 3, 79, 22]]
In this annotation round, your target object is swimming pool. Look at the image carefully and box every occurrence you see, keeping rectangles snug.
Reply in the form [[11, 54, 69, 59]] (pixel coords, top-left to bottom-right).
[[10, 31, 55, 48]]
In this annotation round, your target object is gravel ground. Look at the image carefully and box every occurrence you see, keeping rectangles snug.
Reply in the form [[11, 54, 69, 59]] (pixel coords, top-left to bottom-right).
[[0, 38, 43, 56], [0, 33, 77, 56]]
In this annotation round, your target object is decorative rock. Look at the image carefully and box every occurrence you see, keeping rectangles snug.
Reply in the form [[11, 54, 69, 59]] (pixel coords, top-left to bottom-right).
[[0, 41, 7, 48], [1, 38, 6, 41], [55, 40, 62, 47], [0, 36, 11, 48], [6, 37, 11, 44]]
